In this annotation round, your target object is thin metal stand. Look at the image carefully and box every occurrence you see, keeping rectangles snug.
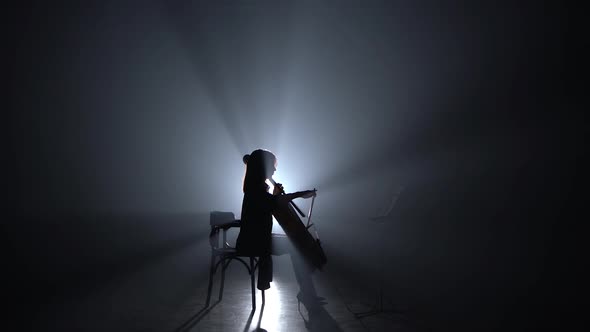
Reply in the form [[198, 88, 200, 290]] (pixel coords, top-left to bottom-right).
[[352, 226, 398, 319], [352, 186, 404, 320]]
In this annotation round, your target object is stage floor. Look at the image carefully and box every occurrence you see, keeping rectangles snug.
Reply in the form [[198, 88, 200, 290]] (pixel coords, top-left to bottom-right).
[[30, 242, 418, 332]]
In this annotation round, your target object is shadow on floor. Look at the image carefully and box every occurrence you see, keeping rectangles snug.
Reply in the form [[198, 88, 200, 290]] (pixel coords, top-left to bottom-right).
[[174, 300, 221, 332], [303, 306, 343, 332]]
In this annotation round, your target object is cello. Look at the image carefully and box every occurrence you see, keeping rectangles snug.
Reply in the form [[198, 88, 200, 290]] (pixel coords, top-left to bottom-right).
[[269, 178, 327, 270]]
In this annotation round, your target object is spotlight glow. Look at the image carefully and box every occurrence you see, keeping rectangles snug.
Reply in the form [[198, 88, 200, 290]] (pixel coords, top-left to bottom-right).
[[259, 283, 283, 331]]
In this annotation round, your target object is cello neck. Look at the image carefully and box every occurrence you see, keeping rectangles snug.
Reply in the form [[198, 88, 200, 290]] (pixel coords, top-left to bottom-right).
[[268, 178, 306, 218]]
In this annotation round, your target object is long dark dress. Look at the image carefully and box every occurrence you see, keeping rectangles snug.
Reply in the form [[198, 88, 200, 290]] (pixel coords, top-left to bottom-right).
[[236, 189, 276, 254], [236, 186, 316, 294], [235, 188, 277, 290]]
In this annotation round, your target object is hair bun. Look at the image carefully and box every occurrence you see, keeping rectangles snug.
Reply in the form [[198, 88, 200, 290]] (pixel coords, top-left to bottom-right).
[[242, 154, 250, 164]]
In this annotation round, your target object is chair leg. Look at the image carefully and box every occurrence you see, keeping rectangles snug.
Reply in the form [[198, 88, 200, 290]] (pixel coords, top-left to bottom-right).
[[250, 257, 256, 309], [206, 254, 216, 306], [219, 259, 227, 301]]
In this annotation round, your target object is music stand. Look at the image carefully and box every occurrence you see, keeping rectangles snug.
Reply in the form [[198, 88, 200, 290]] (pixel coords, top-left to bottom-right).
[[353, 185, 404, 319]]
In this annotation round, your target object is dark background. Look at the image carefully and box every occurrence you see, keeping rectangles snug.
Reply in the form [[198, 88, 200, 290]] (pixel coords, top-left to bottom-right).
[[7, 1, 581, 331]]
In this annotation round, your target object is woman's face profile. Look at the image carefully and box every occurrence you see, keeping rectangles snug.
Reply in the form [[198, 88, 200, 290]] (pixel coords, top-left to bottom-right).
[[264, 159, 277, 178]]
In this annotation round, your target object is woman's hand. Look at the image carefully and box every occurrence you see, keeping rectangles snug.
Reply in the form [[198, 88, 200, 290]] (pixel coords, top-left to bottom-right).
[[301, 189, 317, 199], [273, 183, 284, 195], [276, 188, 317, 204]]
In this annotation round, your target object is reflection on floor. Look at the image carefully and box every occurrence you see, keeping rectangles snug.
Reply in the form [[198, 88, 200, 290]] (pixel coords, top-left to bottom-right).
[[31, 242, 419, 332]]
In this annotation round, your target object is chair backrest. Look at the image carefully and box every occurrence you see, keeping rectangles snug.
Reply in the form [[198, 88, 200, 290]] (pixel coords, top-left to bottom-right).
[[210, 211, 236, 226], [209, 211, 240, 250]]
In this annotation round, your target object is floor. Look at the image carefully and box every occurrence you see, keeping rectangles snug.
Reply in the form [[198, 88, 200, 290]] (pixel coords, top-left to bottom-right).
[[30, 240, 421, 332], [172, 257, 413, 332]]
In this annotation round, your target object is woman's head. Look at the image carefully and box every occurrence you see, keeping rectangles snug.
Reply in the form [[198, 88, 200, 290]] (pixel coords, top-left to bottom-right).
[[242, 149, 277, 193]]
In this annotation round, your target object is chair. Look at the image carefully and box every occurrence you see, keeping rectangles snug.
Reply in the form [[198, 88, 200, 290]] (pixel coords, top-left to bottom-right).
[[206, 211, 261, 309]]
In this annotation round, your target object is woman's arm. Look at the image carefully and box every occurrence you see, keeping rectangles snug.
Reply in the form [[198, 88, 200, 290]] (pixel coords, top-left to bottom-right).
[[275, 190, 316, 205]]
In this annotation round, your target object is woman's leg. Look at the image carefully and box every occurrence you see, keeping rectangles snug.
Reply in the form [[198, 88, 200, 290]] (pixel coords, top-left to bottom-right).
[[257, 255, 272, 290]]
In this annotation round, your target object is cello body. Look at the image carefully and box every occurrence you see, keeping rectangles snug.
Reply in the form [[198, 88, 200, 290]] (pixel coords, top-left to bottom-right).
[[273, 199, 327, 270]]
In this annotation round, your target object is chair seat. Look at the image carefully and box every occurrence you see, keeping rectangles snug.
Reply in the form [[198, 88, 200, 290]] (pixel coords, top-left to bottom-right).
[[213, 247, 238, 254], [212, 244, 259, 259]]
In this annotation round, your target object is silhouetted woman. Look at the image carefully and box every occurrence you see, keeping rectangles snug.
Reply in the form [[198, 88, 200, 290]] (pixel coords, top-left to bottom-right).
[[236, 149, 321, 310]]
